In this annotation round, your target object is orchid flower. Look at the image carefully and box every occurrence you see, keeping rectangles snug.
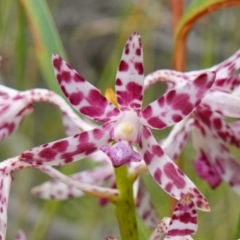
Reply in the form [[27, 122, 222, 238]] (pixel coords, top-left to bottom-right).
[[19, 33, 216, 211], [143, 48, 240, 195]]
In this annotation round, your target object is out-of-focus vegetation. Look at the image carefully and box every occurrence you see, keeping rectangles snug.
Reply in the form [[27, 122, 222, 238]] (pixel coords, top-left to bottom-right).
[[0, 0, 240, 239]]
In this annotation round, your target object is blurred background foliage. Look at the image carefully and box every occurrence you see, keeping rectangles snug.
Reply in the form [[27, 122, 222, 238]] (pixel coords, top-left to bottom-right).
[[0, 0, 240, 239]]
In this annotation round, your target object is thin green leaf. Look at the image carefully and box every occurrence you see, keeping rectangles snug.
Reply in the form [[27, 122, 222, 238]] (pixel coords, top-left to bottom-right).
[[20, 0, 67, 94], [15, 2, 28, 90]]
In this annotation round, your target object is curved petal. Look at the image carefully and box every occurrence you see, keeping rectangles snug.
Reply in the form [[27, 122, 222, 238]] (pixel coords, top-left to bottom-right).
[[144, 70, 188, 90], [115, 32, 144, 111], [193, 153, 222, 189], [15, 230, 27, 240], [140, 72, 215, 130], [52, 55, 120, 123], [192, 121, 240, 196], [20, 123, 113, 166], [0, 172, 11, 240], [162, 118, 192, 161], [31, 164, 114, 200], [166, 197, 197, 237], [0, 94, 33, 141], [138, 126, 209, 211], [149, 217, 171, 240], [136, 179, 160, 229], [195, 106, 240, 147], [144, 49, 240, 91], [202, 90, 240, 118]]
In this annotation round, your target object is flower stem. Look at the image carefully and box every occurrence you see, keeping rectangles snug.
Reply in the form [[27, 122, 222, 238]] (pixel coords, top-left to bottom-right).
[[114, 165, 139, 240]]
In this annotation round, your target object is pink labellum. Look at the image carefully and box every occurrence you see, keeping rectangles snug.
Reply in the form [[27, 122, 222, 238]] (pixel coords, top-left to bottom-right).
[[138, 126, 209, 211], [101, 140, 141, 167], [115, 32, 144, 111], [20, 123, 112, 166], [15, 230, 27, 240], [166, 197, 197, 237], [140, 72, 216, 130], [136, 179, 160, 229], [52, 54, 120, 123]]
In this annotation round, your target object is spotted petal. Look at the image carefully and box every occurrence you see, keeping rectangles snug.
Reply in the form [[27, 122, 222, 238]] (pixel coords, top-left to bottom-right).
[[31, 164, 113, 200], [115, 32, 144, 111], [0, 171, 11, 240], [136, 179, 160, 229], [20, 123, 112, 166], [140, 72, 215, 130], [52, 55, 120, 123], [202, 90, 240, 118], [138, 126, 209, 211], [162, 118, 192, 161], [15, 230, 27, 240], [166, 197, 197, 237], [0, 94, 33, 141], [144, 49, 240, 91], [192, 121, 240, 195], [193, 153, 222, 189], [149, 217, 171, 240]]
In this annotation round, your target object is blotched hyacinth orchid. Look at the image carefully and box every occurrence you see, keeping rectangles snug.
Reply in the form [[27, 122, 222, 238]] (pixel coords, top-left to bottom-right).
[[20, 33, 216, 211], [145, 48, 240, 195]]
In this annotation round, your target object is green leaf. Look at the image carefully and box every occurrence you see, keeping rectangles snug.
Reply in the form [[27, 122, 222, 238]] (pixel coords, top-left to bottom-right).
[[19, 0, 67, 94]]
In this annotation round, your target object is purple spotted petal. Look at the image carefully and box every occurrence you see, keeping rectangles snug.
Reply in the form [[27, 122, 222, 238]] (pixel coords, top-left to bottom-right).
[[192, 121, 240, 196], [136, 179, 160, 229], [149, 217, 171, 240], [31, 164, 113, 200], [140, 72, 216, 130], [15, 230, 27, 240], [20, 123, 112, 166], [202, 90, 240, 118], [0, 171, 11, 240], [138, 126, 209, 211], [0, 93, 33, 141], [0, 86, 93, 141], [52, 54, 120, 123], [166, 197, 197, 237], [115, 32, 144, 111], [194, 153, 222, 189], [162, 118, 192, 161], [195, 105, 240, 148], [106, 237, 117, 240], [101, 140, 141, 167], [144, 49, 240, 91]]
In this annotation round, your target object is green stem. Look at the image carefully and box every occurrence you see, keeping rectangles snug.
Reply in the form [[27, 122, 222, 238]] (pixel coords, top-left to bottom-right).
[[114, 165, 139, 240]]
